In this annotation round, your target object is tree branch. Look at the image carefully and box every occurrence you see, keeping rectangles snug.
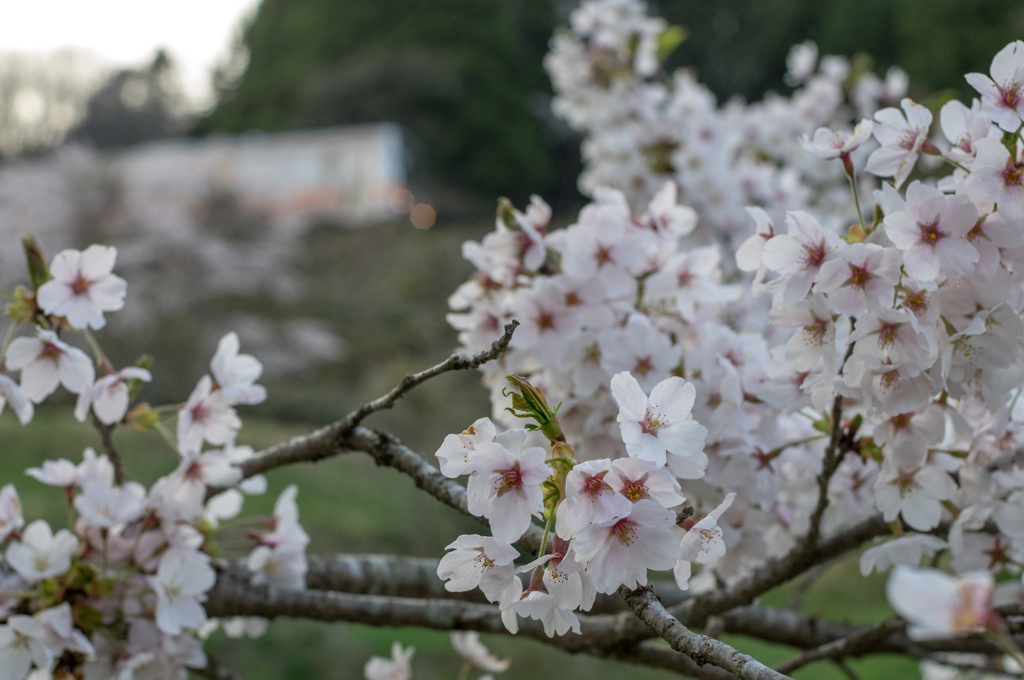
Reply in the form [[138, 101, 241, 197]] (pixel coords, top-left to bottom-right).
[[237, 321, 518, 480], [774, 619, 905, 675], [804, 392, 846, 551], [619, 585, 792, 680], [92, 415, 125, 486], [193, 656, 245, 680]]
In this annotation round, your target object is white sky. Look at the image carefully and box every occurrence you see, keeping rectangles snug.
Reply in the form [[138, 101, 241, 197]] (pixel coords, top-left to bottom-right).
[[0, 0, 260, 105]]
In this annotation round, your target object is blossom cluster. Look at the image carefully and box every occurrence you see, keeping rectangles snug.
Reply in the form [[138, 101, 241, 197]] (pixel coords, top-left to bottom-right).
[[544, 0, 908, 240], [0, 242, 308, 679], [446, 0, 1024, 664]]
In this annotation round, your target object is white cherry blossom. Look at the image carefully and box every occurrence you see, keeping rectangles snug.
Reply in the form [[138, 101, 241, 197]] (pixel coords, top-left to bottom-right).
[[466, 442, 551, 544], [573, 499, 681, 594], [5, 520, 78, 582], [866, 98, 933, 188], [0, 484, 23, 543], [887, 567, 995, 639], [177, 375, 241, 455], [610, 372, 706, 467], [36, 245, 127, 330], [555, 459, 632, 539], [211, 332, 266, 405], [0, 374, 32, 425], [965, 40, 1024, 132], [0, 616, 51, 680], [148, 548, 216, 635], [5, 329, 94, 403], [74, 366, 152, 425], [365, 642, 414, 680]]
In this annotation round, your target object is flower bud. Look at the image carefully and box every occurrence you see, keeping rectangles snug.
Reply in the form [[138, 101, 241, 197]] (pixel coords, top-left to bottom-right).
[[503, 374, 564, 441], [126, 403, 159, 432], [22, 235, 50, 291], [4, 285, 36, 323]]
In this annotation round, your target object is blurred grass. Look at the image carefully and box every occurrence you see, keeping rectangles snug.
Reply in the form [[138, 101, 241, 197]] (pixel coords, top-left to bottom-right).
[[0, 220, 920, 678]]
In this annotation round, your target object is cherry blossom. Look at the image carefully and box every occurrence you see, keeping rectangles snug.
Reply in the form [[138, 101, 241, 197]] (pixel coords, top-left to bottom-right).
[[177, 375, 242, 454], [365, 642, 414, 680], [466, 442, 551, 544], [555, 459, 632, 539], [815, 243, 901, 316], [435, 417, 498, 477], [607, 456, 685, 507], [887, 567, 996, 639], [761, 211, 841, 302], [0, 616, 51, 680], [884, 181, 979, 281], [800, 119, 873, 160], [573, 499, 681, 594], [866, 98, 933, 188], [965, 40, 1024, 132], [450, 631, 510, 673], [610, 372, 706, 467], [0, 485, 23, 543], [966, 138, 1024, 221], [437, 535, 520, 606], [74, 366, 152, 425], [0, 374, 32, 425], [148, 548, 216, 635], [211, 332, 267, 405], [675, 493, 736, 589], [36, 245, 127, 330], [5, 520, 78, 582], [5, 329, 94, 403]]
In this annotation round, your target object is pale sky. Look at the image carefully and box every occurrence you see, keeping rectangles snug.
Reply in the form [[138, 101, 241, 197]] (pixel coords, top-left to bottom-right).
[[0, 0, 260, 104]]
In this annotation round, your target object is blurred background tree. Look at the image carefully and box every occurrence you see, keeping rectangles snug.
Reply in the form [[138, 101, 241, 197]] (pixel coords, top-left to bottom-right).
[[196, 0, 1024, 213]]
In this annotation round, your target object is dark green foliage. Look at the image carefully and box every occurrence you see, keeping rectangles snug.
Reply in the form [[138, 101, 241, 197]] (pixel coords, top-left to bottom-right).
[[658, 0, 1024, 103], [197, 0, 576, 206]]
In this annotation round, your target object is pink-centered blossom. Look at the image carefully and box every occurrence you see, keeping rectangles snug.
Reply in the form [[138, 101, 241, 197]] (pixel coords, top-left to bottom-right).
[[177, 375, 241, 455], [800, 119, 873, 160], [815, 243, 901, 316], [887, 567, 996, 639], [467, 442, 551, 544], [5, 329, 94, 403], [607, 456, 686, 508], [36, 245, 127, 330], [437, 535, 520, 607], [555, 459, 632, 540], [74, 366, 152, 425], [573, 499, 681, 594], [761, 211, 841, 303], [610, 372, 707, 467], [866, 98, 933, 188], [884, 181, 979, 282], [965, 40, 1024, 132], [965, 138, 1024, 221]]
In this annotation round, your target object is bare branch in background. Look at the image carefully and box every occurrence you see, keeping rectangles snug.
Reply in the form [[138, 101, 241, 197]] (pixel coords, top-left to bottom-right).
[[236, 321, 518, 480]]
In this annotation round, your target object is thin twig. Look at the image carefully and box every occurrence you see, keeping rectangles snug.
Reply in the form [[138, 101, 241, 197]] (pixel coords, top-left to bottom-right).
[[774, 619, 905, 675], [92, 415, 125, 486], [193, 656, 245, 680], [804, 392, 846, 551], [235, 321, 518, 480], [832, 659, 864, 680]]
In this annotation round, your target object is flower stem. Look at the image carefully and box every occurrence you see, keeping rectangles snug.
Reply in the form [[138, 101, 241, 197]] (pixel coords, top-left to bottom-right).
[[846, 170, 866, 230]]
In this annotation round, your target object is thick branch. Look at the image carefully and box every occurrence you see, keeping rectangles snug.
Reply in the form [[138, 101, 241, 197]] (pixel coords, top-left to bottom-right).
[[237, 321, 518, 480], [619, 585, 791, 680]]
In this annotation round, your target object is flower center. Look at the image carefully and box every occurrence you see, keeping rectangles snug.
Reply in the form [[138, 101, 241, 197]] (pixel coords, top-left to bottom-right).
[[801, 240, 827, 268], [877, 322, 899, 349], [496, 463, 523, 497], [583, 471, 611, 498], [641, 409, 665, 435], [611, 518, 638, 545], [634, 357, 653, 376], [802, 317, 829, 346], [845, 264, 871, 290], [33, 554, 50, 572], [594, 244, 614, 265], [70, 274, 91, 296], [622, 480, 649, 502], [677, 270, 693, 287], [898, 130, 919, 151], [565, 291, 581, 306], [40, 341, 63, 361], [1003, 161, 1024, 187], [535, 310, 555, 331], [919, 222, 944, 245], [902, 290, 928, 317], [999, 82, 1023, 110]]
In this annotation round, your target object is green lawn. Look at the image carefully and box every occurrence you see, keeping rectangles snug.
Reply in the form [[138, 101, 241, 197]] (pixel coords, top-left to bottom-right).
[[0, 408, 918, 680]]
